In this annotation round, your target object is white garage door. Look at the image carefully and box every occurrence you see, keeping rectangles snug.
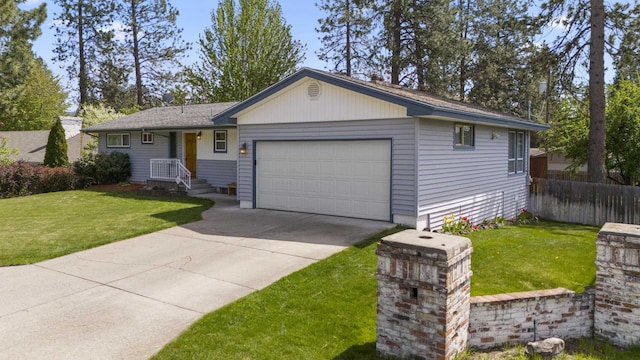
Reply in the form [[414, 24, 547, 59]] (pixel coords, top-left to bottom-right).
[[256, 140, 391, 221]]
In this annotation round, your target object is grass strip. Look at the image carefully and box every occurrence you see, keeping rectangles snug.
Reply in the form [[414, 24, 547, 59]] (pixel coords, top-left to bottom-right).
[[155, 222, 623, 360], [0, 189, 212, 265]]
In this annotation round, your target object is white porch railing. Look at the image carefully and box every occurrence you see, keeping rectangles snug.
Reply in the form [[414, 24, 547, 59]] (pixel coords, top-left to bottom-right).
[[149, 159, 191, 190]]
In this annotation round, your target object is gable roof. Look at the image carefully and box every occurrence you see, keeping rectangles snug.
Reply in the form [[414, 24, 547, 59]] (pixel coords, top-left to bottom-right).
[[212, 68, 549, 131], [83, 102, 239, 132], [0, 131, 93, 164]]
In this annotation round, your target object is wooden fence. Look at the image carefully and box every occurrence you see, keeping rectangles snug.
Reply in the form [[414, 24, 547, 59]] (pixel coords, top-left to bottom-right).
[[530, 178, 640, 226]]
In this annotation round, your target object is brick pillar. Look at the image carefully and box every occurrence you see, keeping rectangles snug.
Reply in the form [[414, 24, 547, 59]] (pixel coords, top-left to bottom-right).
[[594, 223, 640, 347], [376, 230, 472, 360]]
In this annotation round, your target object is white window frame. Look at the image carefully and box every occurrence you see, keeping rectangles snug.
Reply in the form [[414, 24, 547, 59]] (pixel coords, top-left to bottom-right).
[[454, 123, 475, 148], [214, 130, 227, 153], [106, 133, 131, 148], [508, 130, 526, 174], [141, 132, 154, 144]]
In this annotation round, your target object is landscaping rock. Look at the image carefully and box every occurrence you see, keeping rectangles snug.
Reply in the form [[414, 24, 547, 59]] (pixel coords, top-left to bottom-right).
[[525, 337, 565, 359]]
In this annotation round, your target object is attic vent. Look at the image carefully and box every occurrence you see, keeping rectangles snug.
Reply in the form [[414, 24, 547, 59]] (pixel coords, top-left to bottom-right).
[[307, 82, 321, 100]]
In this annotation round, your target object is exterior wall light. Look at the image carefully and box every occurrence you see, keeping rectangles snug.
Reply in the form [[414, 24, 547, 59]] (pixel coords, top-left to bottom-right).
[[196, 131, 202, 140], [239, 142, 248, 155]]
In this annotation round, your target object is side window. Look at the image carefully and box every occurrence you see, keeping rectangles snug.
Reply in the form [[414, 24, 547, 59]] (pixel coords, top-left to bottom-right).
[[508, 130, 526, 174], [454, 124, 475, 147]]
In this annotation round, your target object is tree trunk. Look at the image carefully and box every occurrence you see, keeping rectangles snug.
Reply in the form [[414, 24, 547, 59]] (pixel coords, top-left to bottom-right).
[[131, 0, 144, 107], [588, 0, 606, 183], [412, 0, 426, 91], [78, 0, 88, 106], [390, 1, 402, 85], [457, 0, 470, 101], [345, 0, 352, 77]]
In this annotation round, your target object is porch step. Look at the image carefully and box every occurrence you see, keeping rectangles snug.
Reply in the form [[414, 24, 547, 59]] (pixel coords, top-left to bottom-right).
[[187, 178, 216, 196]]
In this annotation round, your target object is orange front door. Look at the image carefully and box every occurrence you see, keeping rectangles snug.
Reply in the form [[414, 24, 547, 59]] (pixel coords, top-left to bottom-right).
[[185, 133, 197, 177]]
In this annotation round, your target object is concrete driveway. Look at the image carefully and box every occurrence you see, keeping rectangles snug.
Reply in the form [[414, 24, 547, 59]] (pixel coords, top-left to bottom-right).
[[0, 194, 393, 359]]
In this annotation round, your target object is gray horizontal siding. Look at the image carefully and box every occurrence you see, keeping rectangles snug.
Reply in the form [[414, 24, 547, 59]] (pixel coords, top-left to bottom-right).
[[417, 119, 529, 230], [98, 131, 178, 182], [238, 119, 416, 217], [196, 159, 237, 188]]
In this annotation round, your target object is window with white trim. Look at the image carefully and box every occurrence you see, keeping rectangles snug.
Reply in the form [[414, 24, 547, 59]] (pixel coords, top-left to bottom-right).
[[454, 123, 474, 147], [141, 132, 154, 144], [107, 133, 131, 148], [214, 130, 227, 153], [508, 130, 525, 174]]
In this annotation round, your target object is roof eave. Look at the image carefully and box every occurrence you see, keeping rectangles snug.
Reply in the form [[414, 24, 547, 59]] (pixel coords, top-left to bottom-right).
[[422, 109, 550, 131], [83, 124, 237, 133]]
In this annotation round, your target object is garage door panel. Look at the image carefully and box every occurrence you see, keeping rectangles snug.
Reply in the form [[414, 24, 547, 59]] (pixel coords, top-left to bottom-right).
[[256, 140, 391, 221]]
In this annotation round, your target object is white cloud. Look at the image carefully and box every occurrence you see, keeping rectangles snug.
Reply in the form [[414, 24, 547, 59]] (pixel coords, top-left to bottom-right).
[[549, 15, 570, 31], [100, 21, 129, 42]]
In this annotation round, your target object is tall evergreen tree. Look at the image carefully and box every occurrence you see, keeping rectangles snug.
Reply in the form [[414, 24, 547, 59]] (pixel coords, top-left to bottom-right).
[[316, 0, 374, 78], [94, 51, 137, 112], [613, 5, 640, 83], [467, 0, 543, 117], [44, 117, 69, 168], [52, 0, 117, 107], [119, 0, 190, 107], [0, 0, 46, 121], [539, 0, 611, 183], [187, 0, 304, 102]]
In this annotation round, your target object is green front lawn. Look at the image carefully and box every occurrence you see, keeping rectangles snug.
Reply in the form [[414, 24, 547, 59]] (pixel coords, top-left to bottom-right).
[[468, 221, 598, 296], [154, 221, 621, 360], [0, 189, 212, 266]]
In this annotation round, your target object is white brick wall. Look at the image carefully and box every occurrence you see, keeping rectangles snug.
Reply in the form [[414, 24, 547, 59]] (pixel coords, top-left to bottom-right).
[[594, 223, 640, 347], [468, 288, 594, 349]]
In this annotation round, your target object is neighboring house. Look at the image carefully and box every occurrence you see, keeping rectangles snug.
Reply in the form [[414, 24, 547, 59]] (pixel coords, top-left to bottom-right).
[[0, 117, 91, 164], [84, 68, 548, 230], [529, 148, 588, 179]]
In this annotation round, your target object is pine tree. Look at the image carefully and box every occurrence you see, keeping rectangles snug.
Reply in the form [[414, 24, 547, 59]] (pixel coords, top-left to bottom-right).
[[52, 0, 118, 107], [467, 0, 543, 116], [612, 4, 640, 83], [316, 0, 374, 78], [44, 117, 69, 168], [119, 0, 190, 107]]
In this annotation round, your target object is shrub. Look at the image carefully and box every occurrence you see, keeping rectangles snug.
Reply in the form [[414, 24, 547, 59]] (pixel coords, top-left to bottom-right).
[[43, 117, 69, 167], [0, 162, 78, 198], [73, 152, 131, 185], [516, 208, 539, 224], [0, 162, 39, 198], [36, 166, 78, 193]]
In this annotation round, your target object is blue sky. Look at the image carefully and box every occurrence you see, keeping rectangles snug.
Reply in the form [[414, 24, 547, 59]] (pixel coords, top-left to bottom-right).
[[25, 0, 327, 93], [21, 0, 624, 106]]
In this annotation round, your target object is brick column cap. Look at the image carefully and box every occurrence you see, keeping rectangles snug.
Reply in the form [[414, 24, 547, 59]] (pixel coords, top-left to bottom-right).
[[381, 230, 471, 258], [600, 223, 640, 238]]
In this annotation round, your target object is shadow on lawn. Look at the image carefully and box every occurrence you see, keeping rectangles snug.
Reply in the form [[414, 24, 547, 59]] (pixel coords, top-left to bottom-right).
[[334, 342, 406, 360], [87, 188, 214, 225], [333, 342, 377, 359]]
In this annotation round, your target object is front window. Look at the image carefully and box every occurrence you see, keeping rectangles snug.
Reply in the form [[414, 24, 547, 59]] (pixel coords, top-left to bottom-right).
[[454, 124, 474, 147], [141, 132, 154, 144], [214, 130, 227, 153], [107, 133, 130, 148], [508, 130, 526, 174]]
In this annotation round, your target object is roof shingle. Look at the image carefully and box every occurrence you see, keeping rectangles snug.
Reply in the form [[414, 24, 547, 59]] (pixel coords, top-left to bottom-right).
[[83, 102, 239, 132]]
